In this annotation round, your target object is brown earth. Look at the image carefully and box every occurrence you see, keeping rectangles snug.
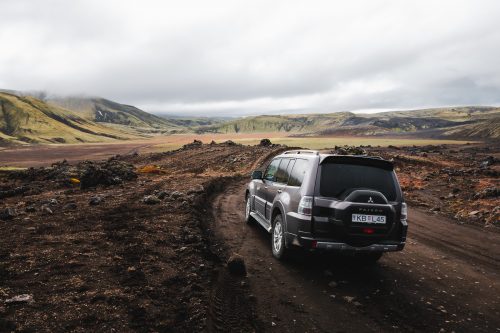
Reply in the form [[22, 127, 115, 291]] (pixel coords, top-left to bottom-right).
[[0, 141, 499, 332], [0, 133, 289, 167]]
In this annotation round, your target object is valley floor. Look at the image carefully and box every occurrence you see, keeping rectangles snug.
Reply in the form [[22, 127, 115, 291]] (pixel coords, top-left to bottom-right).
[[0, 133, 474, 167]]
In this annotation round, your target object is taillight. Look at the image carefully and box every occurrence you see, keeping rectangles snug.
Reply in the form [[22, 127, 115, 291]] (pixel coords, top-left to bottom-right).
[[401, 202, 408, 223], [362, 227, 375, 234], [298, 196, 313, 216]]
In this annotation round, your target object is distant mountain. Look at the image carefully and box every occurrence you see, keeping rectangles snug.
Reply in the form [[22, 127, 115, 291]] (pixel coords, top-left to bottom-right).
[[48, 97, 182, 132], [198, 112, 353, 134], [198, 107, 500, 139], [0, 92, 143, 145], [157, 115, 227, 128], [2, 88, 498, 146]]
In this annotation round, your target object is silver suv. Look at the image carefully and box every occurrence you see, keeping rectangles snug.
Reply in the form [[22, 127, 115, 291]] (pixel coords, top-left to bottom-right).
[[245, 150, 408, 261]]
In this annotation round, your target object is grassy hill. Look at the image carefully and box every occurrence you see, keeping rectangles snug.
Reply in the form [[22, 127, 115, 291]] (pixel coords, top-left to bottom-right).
[[2, 89, 498, 145], [198, 107, 500, 139], [0, 92, 150, 145], [48, 97, 183, 134], [158, 115, 228, 128], [199, 112, 353, 133]]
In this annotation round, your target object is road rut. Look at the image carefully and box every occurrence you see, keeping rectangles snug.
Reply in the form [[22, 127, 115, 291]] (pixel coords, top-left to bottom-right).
[[212, 181, 500, 332]]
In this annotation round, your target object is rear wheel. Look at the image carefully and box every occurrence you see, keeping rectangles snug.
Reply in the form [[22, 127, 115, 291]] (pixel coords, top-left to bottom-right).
[[271, 214, 287, 260], [245, 195, 254, 224]]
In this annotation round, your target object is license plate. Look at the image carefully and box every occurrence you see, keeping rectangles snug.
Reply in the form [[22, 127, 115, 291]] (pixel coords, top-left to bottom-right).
[[351, 214, 386, 224]]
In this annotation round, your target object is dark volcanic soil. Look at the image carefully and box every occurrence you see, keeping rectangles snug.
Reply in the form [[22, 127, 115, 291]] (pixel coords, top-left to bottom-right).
[[372, 143, 499, 227], [0, 141, 499, 332], [212, 181, 499, 332], [0, 141, 284, 332]]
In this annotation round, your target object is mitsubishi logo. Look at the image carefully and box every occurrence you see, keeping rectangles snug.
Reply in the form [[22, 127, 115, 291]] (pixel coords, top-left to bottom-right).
[[367, 197, 374, 203]]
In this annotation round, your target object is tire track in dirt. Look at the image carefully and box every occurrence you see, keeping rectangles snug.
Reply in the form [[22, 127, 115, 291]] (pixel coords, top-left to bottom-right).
[[211, 181, 500, 332], [406, 208, 500, 270], [211, 182, 384, 332]]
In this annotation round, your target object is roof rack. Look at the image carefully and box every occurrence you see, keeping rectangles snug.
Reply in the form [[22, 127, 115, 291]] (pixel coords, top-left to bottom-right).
[[283, 150, 319, 155]]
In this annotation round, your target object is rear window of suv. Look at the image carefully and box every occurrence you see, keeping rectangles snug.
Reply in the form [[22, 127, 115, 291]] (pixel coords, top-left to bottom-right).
[[320, 163, 397, 201]]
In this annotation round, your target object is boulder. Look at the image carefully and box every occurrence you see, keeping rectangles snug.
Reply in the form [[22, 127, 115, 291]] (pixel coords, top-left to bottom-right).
[[63, 202, 78, 210], [171, 191, 184, 199], [0, 208, 17, 220], [41, 205, 53, 215], [474, 187, 499, 199], [259, 138, 272, 147], [143, 195, 161, 205], [89, 195, 104, 206], [157, 191, 168, 199], [227, 254, 247, 276], [5, 294, 34, 304], [25, 205, 36, 213], [187, 185, 205, 194], [332, 146, 366, 155], [480, 156, 496, 168], [183, 140, 203, 149], [328, 281, 338, 288], [80, 160, 137, 189]]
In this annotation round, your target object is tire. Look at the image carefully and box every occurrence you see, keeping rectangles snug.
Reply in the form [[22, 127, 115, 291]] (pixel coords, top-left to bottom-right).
[[244, 195, 254, 224], [271, 214, 287, 260]]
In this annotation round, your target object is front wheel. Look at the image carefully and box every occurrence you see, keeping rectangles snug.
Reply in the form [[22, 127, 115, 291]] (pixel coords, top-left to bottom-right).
[[271, 215, 287, 260]]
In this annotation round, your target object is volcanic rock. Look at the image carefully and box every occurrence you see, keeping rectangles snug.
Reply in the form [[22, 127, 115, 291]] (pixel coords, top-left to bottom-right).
[[89, 195, 104, 206], [227, 254, 247, 276], [259, 138, 272, 147], [0, 208, 17, 220], [143, 195, 161, 205]]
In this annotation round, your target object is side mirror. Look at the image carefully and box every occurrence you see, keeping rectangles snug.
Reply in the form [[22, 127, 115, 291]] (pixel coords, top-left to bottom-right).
[[251, 170, 263, 179]]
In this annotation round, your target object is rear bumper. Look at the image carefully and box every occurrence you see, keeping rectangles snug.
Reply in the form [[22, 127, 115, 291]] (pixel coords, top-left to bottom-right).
[[285, 212, 407, 253], [315, 241, 403, 252], [297, 235, 405, 252]]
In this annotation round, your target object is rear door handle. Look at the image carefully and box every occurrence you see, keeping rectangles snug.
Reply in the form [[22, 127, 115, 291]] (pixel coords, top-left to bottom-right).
[[264, 186, 268, 189], [277, 189, 282, 193]]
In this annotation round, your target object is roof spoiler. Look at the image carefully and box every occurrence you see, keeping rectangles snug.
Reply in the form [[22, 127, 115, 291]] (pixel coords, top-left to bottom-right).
[[320, 155, 394, 171], [283, 150, 319, 155]]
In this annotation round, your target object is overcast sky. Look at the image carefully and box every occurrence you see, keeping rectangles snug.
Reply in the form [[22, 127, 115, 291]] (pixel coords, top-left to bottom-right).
[[1, 0, 500, 116]]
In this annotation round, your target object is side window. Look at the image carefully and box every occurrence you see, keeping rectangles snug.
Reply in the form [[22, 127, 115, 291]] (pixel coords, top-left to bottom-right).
[[286, 159, 296, 178], [288, 159, 308, 187], [275, 158, 291, 183], [264, 158, 281, 181]]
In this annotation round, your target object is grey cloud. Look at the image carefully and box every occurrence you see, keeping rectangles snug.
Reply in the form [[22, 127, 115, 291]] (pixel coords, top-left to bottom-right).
[[1, 0, 500, 116]]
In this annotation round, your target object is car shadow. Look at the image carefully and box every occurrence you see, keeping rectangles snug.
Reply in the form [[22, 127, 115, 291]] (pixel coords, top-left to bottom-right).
[[246, 219, 412, 296]]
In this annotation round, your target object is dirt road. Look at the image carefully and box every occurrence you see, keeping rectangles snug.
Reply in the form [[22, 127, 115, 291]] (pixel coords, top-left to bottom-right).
[[211, 181, 500, 332], [1, 142, 497, 331]]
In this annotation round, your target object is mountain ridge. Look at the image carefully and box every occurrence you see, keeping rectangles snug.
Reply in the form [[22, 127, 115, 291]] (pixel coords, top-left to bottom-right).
[[1, 89, 499, 146], [0, 92, 142, 145], [48, 97, 180, 130], [197, 106, 500, 139]]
